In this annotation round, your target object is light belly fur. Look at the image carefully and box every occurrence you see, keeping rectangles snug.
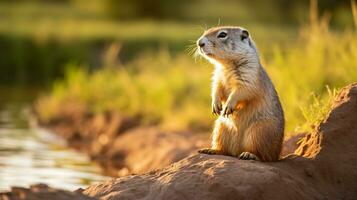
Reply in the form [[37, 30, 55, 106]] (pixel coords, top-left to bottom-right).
[[212, 113, 250, 156]]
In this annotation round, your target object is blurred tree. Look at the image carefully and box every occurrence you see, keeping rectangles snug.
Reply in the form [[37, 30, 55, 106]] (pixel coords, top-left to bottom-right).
[[105, 0, 193, 20], [260, 0, 353, 26], [0, 0, 71, 2]]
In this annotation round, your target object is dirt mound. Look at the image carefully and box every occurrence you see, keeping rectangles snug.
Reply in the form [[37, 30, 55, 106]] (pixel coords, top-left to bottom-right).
[[94, 127, 208, 176], [81, 83, 357, 200], [280, 132, 305, 156]]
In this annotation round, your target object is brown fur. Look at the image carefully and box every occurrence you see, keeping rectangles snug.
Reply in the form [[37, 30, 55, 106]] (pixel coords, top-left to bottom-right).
[[197, 26, 284, 161]]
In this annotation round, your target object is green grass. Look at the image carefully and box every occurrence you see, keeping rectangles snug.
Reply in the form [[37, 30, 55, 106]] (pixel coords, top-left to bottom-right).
[[267, 18, 357, 133], [299, 87, 339, 133], [36, 51, 213, 131], [35, 9, 357, 136]]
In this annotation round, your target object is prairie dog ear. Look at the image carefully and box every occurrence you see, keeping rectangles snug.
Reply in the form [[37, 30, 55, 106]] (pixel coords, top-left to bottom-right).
[[241, 29, 249, 41]]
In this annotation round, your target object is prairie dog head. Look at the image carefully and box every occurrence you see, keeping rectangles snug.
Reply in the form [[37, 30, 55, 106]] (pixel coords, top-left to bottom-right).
[[197, 26, 258, 65]]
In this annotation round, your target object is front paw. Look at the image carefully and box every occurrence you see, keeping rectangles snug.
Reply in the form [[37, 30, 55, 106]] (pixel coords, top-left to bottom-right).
[[222, 103, 235, 117], [212, 101, 222, 115], [198, 148, 219, 155], [239, 152, 260, 161]]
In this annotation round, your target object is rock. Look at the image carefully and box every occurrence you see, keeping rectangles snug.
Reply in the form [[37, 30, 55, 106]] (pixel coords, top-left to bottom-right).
[[81, 83, 357, 200]]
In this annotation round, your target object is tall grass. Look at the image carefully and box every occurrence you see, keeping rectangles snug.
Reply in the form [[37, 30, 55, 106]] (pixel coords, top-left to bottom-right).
[[36, 5, 357, 136], [299, 87, 339, 132], [267, 1, 357, 132], [36, 50, 213, 131]]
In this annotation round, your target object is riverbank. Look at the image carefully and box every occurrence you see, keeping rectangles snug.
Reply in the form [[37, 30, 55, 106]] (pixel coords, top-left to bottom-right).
[[0, 86, 107, 191], [34, 108, 209, 176]]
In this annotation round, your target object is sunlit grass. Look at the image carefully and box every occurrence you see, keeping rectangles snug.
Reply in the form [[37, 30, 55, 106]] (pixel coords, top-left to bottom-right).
[[299, 87, 339, 133], [266, 4, 357, 133], [36, 50, 213, 131]]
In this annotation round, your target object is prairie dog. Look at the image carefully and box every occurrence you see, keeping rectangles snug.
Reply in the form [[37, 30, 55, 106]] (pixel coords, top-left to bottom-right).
[[197, 26, 284, 161]]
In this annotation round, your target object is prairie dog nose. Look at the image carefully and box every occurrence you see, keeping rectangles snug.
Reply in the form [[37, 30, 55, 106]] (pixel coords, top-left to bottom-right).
[[198, 40, 205, 47], [197, 37, 207, 47]]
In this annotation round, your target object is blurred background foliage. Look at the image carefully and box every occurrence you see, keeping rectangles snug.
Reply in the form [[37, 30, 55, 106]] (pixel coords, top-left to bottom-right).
[[1, 0, 357, 135], [0, 0, 355, 85]]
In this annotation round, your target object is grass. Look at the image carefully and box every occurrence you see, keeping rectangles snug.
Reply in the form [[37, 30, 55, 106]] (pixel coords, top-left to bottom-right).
[[299, 87, 339, 132], [266, 5, 357, 133], [36, 51, 213, 131], [35, 4, 357, 136]]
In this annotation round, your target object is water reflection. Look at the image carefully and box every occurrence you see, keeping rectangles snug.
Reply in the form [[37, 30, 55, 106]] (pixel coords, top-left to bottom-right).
[[0, 87, 108, 191]]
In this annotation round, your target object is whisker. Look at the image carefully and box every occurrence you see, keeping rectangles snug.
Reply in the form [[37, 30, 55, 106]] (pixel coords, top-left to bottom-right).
[[185, 44, 196, 50], [185, 44, 198, 57], [185, 42, 196, 47], [193, 48, 202, 63], [190, 47, 197, 55]]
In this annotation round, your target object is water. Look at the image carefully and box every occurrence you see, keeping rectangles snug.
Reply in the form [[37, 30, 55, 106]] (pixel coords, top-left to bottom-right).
[[0, 87, 108, 191]]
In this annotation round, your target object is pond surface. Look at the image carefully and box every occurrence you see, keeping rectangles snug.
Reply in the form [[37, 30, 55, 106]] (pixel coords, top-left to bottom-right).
[[0, 87, 108, 191]]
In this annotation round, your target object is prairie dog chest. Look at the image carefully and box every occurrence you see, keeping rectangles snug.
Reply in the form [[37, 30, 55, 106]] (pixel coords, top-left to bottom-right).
[[213, 67, 239, 98]]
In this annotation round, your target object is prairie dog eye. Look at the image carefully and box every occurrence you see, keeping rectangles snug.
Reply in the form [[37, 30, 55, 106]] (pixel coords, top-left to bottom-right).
[[217, 31, 227, 39]]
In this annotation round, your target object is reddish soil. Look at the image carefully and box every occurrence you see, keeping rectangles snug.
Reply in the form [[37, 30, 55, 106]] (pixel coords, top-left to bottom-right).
[[94, 127, 208, 176], [281, 132, 305, 156]]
